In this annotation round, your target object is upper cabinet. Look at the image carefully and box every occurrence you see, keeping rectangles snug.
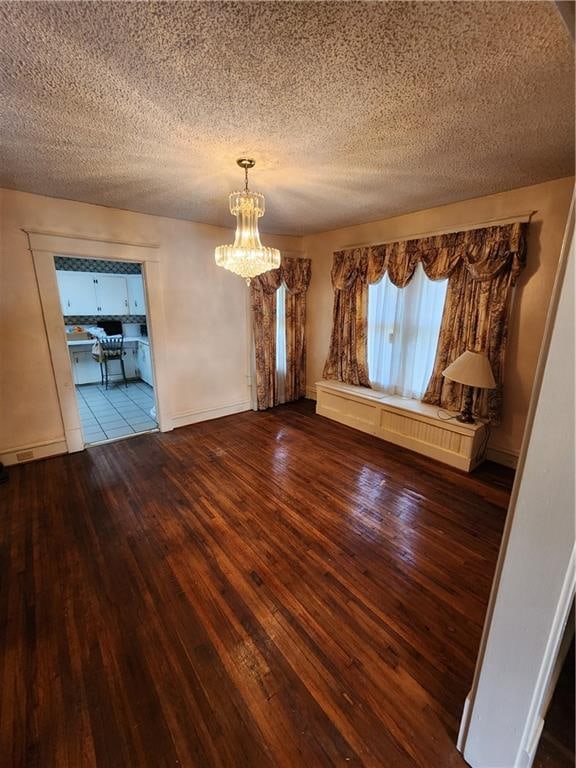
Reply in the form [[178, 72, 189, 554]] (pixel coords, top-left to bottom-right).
[[127, 274, 146, 314], [94, 275, 128, 315], [56, 270, 144, 317], [56, 271, 97, 315]]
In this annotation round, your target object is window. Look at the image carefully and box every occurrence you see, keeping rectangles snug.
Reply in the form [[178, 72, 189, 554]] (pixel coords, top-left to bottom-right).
[[367, 263, 447, 399], [276, 281, 287, 404]]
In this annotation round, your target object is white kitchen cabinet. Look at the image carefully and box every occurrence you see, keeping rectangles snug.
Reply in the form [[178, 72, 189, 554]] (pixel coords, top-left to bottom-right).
[[69, 349, 101, 385], [123, 343, 138, 379], [127, 274, 146, 314], [69, 342, 139, 384], [56, 270, 131, 316], [69, 349, 81, 384], [94, 275, 129, 315], [137, 342, 154, 386], [57, 271, 98, 316]]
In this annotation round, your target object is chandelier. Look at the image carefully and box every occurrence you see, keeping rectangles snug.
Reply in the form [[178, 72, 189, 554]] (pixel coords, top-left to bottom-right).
[[215, 158, 281, 283]]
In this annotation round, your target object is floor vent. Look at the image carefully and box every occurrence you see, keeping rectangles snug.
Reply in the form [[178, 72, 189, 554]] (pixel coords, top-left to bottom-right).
[[16, 450, 34, 463]]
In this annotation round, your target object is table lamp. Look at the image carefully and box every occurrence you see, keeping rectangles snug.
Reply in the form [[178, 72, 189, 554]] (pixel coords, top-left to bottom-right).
[[442, 350, 496, 424]]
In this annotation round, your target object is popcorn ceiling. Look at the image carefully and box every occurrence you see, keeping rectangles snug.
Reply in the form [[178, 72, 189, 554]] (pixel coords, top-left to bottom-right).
[[0, 1, 573, 235]]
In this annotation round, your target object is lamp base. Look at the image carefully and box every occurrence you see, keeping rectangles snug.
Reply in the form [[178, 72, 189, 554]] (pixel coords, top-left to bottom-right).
[[457, 385, 476, 424]]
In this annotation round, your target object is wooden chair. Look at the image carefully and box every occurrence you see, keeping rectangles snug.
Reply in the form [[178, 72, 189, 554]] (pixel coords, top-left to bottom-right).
[[91, 335, 127, 389]]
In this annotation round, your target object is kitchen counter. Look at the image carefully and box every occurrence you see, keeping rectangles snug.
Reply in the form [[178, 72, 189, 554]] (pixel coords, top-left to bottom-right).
[[68, 336, 153, 386], [67, 336, 149, 347]]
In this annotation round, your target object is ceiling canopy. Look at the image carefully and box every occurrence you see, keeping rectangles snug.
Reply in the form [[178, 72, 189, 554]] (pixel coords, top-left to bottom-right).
[[0, 1, 573, 235]]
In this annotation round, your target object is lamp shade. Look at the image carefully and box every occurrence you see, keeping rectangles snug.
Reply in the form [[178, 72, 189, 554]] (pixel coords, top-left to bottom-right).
[[442, 350, 496, 389]]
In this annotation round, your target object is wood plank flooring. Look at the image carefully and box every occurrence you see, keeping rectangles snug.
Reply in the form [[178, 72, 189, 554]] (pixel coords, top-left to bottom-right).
[[0, 400, 514, 767]]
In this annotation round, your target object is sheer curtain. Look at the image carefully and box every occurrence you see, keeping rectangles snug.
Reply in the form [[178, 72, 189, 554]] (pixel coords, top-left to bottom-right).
[[367, 263, 448, 399], [276, 281, 287, 404]]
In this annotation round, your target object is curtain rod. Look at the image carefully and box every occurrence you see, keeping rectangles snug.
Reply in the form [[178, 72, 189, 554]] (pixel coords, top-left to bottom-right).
[[343, 211, 536, 251]]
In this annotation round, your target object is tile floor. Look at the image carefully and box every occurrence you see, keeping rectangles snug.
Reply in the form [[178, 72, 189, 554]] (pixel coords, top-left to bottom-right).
[[76, 380, 158, 444]]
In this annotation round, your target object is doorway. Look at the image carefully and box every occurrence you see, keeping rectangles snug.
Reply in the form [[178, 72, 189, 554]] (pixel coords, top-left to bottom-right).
[[55, 255, 159, 446]]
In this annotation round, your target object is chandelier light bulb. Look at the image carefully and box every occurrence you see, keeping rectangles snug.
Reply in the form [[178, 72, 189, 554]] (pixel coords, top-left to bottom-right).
[[215, 158, 281, 284]]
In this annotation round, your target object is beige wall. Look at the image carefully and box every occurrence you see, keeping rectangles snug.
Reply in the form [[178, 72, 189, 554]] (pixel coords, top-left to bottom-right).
[[0, 188, 300, 457], [1, 178, 572, 465], [303, 177, 574, 462]]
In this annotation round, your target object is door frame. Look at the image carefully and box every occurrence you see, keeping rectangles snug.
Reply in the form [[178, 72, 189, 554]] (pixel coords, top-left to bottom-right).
[[26, 229, 172, 453], [458, 195, 575, 767]]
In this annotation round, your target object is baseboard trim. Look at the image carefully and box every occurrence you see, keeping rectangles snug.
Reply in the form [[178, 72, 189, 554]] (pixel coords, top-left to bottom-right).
[[171, 400, 251, 429], [523, 716, 545, 768], [305, 385, 317, 401], [486, 445, 519, 469], [457, 693, 472, 752], [1, 437, 68, 466]]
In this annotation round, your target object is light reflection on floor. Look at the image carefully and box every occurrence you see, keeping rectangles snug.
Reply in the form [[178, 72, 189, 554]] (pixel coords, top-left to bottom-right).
[[349, 464, 427, 560]]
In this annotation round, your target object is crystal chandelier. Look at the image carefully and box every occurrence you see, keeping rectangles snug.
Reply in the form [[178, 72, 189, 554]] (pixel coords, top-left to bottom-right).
[[215, 158, 281, 283]]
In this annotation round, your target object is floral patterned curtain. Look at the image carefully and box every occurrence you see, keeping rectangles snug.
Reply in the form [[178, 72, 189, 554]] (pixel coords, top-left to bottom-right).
[[250, 268, 282, 410], [322, 248, 371, 386], [282, 258, 312, 402], [250, 257, 312, 410], [323, 222, 527, 421], [420, 224, 527, 422]]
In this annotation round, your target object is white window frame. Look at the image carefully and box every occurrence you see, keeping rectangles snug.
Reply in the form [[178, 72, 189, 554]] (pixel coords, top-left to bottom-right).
[[367, 262, 448, 400]]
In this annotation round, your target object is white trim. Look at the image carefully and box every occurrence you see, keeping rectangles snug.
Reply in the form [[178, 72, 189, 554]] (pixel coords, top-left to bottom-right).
[[26, 233, 160, 263], [305, 384, 317, 400], [171, 400, 251, 429], [23, 228, 160, 249], [139, 260, 172, 433], [32, 248, 85, 453], [27, 230, 173, 459], [1, 438, 68, 466], [459, 192, 575, 767], [457, 694, 472, 752], [84, 428, 159, 447], [486, 445, 519, 469], [525, 720, 545, 768], [516, 545, 576, 767]]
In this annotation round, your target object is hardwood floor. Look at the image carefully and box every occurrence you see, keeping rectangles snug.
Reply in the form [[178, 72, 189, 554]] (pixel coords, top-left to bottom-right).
[[0, 401, 514, 767]]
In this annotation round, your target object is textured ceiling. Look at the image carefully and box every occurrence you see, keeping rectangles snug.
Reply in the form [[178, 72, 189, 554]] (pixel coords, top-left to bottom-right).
[[0, 1, 574, 235]]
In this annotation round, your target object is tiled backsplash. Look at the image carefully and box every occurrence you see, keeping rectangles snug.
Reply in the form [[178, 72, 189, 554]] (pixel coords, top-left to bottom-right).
[[54, 256, 141, 274], [66, 322, 146, 336], [64, 315, 146, 324]]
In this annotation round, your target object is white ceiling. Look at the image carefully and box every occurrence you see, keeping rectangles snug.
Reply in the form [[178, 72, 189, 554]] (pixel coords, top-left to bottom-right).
[[0, 1, 573, 235]]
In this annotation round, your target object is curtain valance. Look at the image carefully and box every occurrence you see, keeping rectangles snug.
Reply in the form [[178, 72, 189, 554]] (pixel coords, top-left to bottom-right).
[[282, 256, 312, 295], [250, 267, 282, 295], [251, 256, 312, 295], [333, 222, 526, 289]]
